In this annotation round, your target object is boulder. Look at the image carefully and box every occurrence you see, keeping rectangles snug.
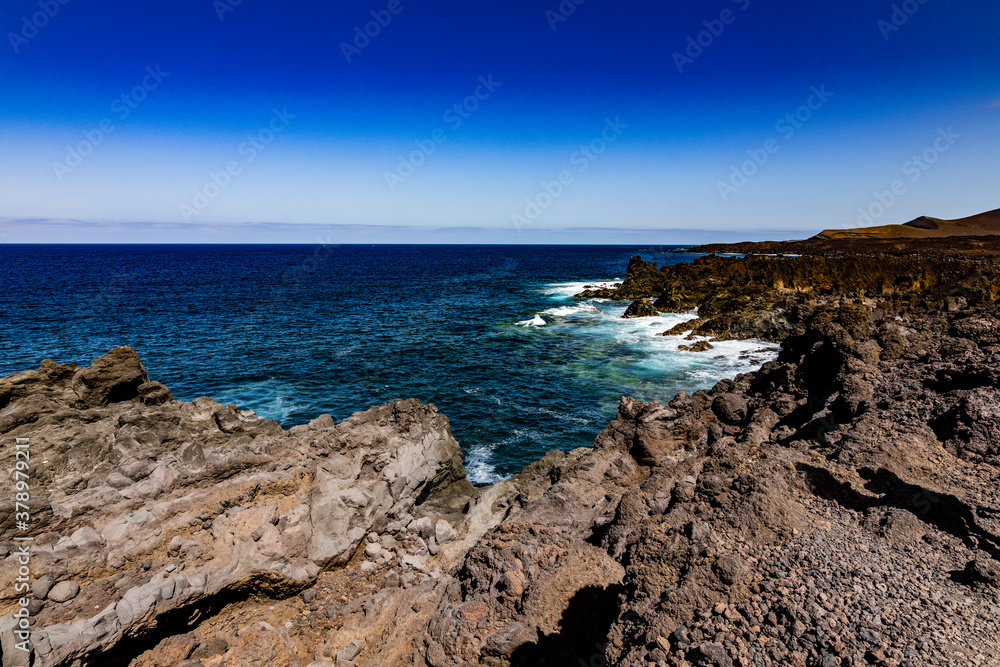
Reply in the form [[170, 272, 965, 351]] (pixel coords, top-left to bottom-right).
[[47, 581, 80, 603], [435, 520, 457, 544], [712, 394, 748, 426], [622, 299, 659, 319], [32, 575, 55, 599], [965, 557, 1000, 587], [336, 639, 364, 665], [75, 346, 148, 407]]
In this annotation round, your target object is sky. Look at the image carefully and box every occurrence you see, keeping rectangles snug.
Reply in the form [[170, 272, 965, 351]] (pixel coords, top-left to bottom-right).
[[0, 0, 997, 243]]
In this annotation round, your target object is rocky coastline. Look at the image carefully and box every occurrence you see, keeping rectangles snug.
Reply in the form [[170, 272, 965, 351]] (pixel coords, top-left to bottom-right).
[[1, 251, 999, 666]]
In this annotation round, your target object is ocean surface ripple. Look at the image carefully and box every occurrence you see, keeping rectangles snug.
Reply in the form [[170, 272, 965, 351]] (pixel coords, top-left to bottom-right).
[[0, 244, 778, 482]]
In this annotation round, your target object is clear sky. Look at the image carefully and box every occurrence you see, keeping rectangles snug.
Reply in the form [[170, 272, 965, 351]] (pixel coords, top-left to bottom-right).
[[1, 0, 997, 243]]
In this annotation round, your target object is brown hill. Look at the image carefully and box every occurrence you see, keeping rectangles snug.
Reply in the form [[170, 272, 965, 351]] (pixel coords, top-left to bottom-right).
[[815, 207, 1000, 240]]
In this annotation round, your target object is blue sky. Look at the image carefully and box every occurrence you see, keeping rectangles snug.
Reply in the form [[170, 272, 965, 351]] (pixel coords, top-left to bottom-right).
[[1, 0, 997, 243]]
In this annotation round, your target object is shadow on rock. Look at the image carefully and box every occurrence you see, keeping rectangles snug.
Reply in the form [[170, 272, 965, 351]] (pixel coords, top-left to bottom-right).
[[798, 464, 1000, 561], [508, 584, 623, 667]]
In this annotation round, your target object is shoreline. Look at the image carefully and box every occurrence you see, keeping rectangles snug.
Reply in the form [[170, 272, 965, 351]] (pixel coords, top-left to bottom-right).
[[1, 249, 999, 666]]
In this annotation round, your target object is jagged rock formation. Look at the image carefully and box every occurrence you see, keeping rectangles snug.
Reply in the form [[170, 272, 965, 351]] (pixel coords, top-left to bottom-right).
[[0, 348, 471, 664], [623, 299, 659, 319], [580, 253, 1000, 342], [2, 252, 999, 667]]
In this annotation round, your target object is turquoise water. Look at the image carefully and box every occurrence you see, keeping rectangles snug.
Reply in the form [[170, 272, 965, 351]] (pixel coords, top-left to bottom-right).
[[0, 244, 778, 481]]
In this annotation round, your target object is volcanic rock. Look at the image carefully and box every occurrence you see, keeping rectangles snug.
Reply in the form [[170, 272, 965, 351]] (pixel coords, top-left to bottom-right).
[[3, 250, 1000, 666], [622, 298, 659, 318]]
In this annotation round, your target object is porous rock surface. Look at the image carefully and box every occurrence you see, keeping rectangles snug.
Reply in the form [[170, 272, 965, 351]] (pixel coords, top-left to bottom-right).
[[1, 252, 999, 667]]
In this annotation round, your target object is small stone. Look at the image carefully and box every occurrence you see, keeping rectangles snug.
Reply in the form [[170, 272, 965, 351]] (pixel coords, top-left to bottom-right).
[[105, 472, 132, 489], [434, 520, 457, 545], [413, 517, 434, 540], [301, 588, 319, 604], [48, 580, 81, 603], [114, 576, 135, 590], [336, 639, 364, 664], [32, 575, 55, 599], [402, 554, 429, 571]]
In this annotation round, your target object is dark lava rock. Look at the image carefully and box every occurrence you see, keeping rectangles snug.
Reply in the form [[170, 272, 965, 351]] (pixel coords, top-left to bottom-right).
[[688, 642, 734, 667], [138, 380, 174, 406], [965, 556, 1000, 587], [679, 341, 714, 352], [622, 298, 659, 319], [712, 393, 748, 425]]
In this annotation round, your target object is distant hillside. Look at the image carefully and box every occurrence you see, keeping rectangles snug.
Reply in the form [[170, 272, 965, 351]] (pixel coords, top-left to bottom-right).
[[814, 208, 1000, 240]]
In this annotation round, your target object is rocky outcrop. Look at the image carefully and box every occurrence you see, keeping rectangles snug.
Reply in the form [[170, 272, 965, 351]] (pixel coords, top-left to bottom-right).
[[0, 350, 555, 666], [622, 298, 659, 319], [591, 300, 1000, 666], [580, 253, 1000, 342]]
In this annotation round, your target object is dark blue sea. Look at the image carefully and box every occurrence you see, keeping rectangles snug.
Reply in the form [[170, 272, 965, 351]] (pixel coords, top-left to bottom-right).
[[0, 245, 777, 481]]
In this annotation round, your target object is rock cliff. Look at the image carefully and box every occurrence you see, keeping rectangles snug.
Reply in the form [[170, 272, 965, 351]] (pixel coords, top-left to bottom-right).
[[1, 252, 999, 667]]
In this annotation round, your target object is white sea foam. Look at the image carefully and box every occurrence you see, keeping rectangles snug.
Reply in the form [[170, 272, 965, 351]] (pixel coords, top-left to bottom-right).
[[541, 280, 620, 300], [517, 314, 547, 327], [466, 446, 498, 484], [537, 279, 781, 389], [542, 304, 600, 317]]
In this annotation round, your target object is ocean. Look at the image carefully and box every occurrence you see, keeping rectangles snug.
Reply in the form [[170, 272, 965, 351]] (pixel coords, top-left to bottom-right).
[[0, 244, 778, 482]]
